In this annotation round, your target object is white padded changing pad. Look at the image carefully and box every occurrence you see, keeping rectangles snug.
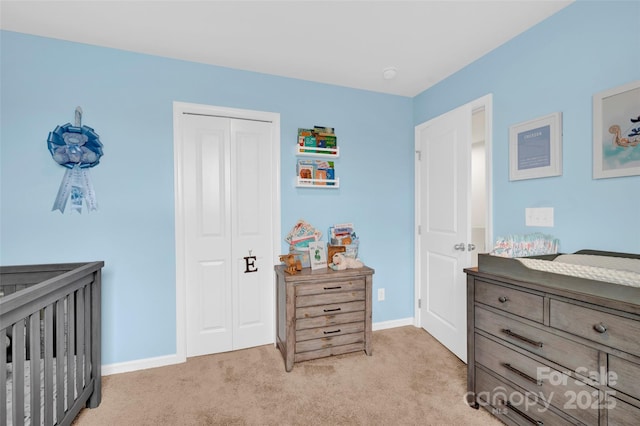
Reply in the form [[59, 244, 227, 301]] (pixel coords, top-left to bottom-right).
[[516, 254, 640, 288]]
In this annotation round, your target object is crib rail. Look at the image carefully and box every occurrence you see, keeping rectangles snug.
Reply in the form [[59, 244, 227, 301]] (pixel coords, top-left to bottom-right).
[[1, 261, 103, 426]]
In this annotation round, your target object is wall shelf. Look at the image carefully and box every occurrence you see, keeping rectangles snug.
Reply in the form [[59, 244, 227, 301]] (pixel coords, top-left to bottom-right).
[[296, 145, 340, 157], [296, 177, 340, 188]]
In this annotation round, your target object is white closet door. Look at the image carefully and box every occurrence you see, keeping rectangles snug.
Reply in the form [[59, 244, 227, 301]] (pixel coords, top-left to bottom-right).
[[182, 113, 274, 357]]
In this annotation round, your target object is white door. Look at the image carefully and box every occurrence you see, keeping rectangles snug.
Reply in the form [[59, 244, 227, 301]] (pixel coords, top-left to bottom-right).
[[415, 96, 491, 363], [177, 108, 278, 358]]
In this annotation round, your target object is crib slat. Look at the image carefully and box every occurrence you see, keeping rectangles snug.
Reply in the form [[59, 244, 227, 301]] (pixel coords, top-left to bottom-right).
[[67, 292, 76, 409], [56, 299, 65, 424], [29, 312, 42, 425], [12, 320, 25, 426], [76, 286, 86, 394], [43, 304, 54, 426], [0, 328, 7, 426]]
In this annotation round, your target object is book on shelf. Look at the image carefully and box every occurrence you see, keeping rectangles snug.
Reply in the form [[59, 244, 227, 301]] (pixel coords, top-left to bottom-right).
[[314, 126, 335, 135], [298, 128, 314, 146], [297, 159, 315, 185], [297, 126, 337, 155]]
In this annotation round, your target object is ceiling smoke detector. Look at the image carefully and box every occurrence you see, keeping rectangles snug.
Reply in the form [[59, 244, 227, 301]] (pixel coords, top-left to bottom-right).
[[382, 67, 398, 80]]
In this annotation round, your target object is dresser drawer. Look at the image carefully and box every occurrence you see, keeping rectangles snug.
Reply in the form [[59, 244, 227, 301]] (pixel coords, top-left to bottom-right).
[[295, 331, 364, 354], [475, 367, 575, 426], [296, 300, 365, 319], [475, 280, 544, 323], [475, 306, 599, 374], [550, 299, 640, 357], [475, 333, 599, 425], [296, 311, 365, 331], [609, 355, 640, 400], [608, 397, 640, 426], [296, 321, 364, 342], [297, 290, 365, 308], [296, 279, 365, 296]]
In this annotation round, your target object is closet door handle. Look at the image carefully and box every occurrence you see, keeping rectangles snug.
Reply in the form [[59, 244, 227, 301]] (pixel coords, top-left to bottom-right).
[[498, 296, 509, 303], [503, 363, 542, 386], [502, 329, 544, 348], [454, 243, 466, 251]]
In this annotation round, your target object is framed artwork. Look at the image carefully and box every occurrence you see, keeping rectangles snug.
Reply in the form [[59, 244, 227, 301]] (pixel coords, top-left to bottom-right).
[[509, 112, 563, 181], [592, 80, 640, 179], [308, 241, 327, 270]]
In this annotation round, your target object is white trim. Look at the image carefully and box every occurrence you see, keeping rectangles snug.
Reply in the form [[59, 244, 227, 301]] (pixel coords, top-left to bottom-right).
[[102, 354, 184, 376], [413, 94, 493, 328], [172, 101, 281, 362], [372, 317, 414, 331]]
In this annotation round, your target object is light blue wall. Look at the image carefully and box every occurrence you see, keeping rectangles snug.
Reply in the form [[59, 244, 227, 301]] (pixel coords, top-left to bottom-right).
[[0, 31, 414, 365], [414, 0, 640, 254], [2, 0, 639, 367]]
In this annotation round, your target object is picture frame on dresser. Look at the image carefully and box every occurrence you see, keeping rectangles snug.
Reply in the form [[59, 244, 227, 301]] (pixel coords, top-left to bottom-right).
[[593, 80, 640, 179], [509, 112, 563, 181]]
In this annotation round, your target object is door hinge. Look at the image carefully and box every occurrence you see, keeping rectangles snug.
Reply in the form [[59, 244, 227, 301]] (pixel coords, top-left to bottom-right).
[[415, 150, 421, 161], [418, 298, 422, 308], [418, 225, 421, 235]]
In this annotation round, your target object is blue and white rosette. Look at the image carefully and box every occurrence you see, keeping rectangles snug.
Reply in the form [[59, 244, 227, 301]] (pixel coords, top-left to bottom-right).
[[48, 107, 104, 213]]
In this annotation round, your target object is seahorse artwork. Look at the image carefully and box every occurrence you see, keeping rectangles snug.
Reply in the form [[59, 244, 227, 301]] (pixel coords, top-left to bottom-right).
[[609, 119, 640, 148], [48, 107, 104, 213]]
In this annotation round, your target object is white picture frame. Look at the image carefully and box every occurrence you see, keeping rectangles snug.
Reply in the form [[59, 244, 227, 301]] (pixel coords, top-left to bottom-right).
[[509, 112, 562, 181], [308, 241, 327, 270], [592, 80, 640, 179]]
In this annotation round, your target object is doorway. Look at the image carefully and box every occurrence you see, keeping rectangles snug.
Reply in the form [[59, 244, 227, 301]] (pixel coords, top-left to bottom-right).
[[414, 94, 492, 362], [173, 102, 281, 360]]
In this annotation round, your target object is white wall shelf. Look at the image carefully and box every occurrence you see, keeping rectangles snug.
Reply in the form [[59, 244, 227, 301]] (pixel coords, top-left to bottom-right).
[[296, 145, 340, 157], [296, 177, 340, 188]]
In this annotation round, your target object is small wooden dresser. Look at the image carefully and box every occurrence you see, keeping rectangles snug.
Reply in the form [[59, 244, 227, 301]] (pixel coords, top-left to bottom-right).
[[466, 252, 640, 425], [274, 265, 374, 371]]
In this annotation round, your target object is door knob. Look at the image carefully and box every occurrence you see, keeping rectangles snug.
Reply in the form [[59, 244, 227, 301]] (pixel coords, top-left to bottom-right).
[[454, 243, 466, 251], [468, 243, 476, 251]]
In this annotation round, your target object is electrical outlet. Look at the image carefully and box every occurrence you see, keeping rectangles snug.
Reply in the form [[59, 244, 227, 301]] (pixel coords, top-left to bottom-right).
[[378, 288, 385, 301]]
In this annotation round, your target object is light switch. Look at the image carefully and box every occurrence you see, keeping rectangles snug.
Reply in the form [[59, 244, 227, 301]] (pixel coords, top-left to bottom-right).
[[525, 207, 554, 227]]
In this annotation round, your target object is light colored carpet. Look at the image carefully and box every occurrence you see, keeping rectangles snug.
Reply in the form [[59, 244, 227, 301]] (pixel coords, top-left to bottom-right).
[[74, 326, 501, 425]]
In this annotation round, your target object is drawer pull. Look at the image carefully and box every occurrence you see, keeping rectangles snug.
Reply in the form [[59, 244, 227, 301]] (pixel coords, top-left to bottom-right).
[[323, 307, 342, 312], [502, 329, 544, 348], [593, 323, 607, 334], [323, 329, 341, 335], [503, 363, 542, 386], [324, 286, 342, 290], [504, 401, 544, 425], [498, 296, 509, 303]]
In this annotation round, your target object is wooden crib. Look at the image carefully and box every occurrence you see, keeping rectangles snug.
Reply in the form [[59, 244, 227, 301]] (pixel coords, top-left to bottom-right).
[[1, 261, 104, 426]]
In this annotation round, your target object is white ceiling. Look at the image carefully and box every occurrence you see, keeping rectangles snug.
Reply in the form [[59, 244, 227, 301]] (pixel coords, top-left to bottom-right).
[[0, 0, 573, 97]]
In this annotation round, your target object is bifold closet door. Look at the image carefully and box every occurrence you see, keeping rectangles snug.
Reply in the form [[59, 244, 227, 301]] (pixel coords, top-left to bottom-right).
[[182, 113, 274, 357]]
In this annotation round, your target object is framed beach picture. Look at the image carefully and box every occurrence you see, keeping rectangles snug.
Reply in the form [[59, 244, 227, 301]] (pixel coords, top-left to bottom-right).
[[509, 112, 563, 181], [593, 80, 640, 179], [308, 241, 327, 270]]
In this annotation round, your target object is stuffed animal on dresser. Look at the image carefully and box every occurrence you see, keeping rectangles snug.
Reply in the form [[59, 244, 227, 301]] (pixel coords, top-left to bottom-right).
[[329, 252, 364, 270]]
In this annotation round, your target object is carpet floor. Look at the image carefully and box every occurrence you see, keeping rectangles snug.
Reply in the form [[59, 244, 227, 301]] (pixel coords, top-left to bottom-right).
[[74, 326, 501, 425]]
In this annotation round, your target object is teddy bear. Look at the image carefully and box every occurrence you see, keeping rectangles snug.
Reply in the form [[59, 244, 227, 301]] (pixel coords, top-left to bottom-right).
[[329, 252, 364, 270]]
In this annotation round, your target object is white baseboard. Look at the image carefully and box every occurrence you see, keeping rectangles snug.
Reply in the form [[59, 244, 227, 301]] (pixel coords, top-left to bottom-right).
[[102, 353, 186, 376], [372, 317, 414, 331], [102, 317, 415, 375]]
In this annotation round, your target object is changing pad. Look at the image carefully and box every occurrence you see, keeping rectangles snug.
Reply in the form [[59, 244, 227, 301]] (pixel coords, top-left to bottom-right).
[[516, 254, 640, 288]]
